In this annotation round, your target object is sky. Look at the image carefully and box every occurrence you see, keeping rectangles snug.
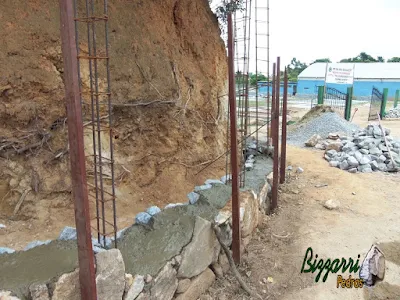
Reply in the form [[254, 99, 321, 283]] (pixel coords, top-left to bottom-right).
[[211, 0, 400, 73]]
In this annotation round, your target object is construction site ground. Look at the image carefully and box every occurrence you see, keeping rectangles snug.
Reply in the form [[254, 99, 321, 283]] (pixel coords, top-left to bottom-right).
[[205, 102, 400, 299], [1, 98, 400, 300]]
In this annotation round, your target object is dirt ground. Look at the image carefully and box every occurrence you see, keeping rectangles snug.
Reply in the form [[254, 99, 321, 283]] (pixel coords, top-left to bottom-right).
[[206, 102, 400, 300], [206, 145, 400, 300]]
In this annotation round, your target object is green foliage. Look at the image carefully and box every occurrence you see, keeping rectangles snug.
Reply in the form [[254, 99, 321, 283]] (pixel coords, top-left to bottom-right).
[[388, 57, 400, 62], [312, 58, 331, 64], [287, 58, 308, 82], [249, 73, 268, 86], [340, 52, 380, 63], [214, 0, 245, 25]]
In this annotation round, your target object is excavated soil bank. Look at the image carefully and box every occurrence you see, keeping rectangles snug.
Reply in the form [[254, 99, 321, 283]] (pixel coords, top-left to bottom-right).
[[0, 0, 228, 250]]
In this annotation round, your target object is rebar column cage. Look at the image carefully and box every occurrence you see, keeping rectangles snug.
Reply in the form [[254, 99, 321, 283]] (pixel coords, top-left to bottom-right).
[[73, 0, 117, 248], [234, 0, 252, 188]]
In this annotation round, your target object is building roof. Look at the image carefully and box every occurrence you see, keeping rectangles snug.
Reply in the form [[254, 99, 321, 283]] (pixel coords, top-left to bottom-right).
[[298, 62, 400, 80]]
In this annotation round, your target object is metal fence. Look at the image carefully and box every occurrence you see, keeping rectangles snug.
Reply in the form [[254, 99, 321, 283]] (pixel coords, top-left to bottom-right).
[[324, 87, 347, 116], [369, 87, 383, 121]]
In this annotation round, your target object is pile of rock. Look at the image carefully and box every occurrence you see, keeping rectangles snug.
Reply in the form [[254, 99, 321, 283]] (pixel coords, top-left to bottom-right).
[[306, 125, 400, 173], [385, 107, 400, 119]]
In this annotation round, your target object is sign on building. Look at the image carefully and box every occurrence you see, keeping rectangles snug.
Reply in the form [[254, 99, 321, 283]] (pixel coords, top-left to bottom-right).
[[325, 63, 355, 85]]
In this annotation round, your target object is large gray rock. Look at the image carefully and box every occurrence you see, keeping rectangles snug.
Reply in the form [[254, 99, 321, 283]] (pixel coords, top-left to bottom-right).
[[329, 161, 339, 168], [360, 149, 369, 155], [326, 149, 337, 157], [0, 247, 15, 254], [146, 206, 161, 216], [24, 240, 52, 251], [96, 249, 126, 300], [29, 284, 49, 300], [58, 226, 77, 240], [377, 155, 387, 163], [347, 156, 359, 168], [194, 184, 212, 192], [305, 134, 322, 147], [360, 156, 371, 165], [52, 269, 80, 300], [178, 217, 218, 278], [348, 168, 358, 173], [204, 179, 224, 186], [370, 161, 379, 171], [175, 268, 216, 300], [124, 275, 144, 300], [358, 164, 372, 173], [373, 125, 383, 137], [342, 142, 355, 152], [369, 147, 382, 156], [340, 160, 349, 170], [354, 151, 363, 162], [150, 263, 178, 300], [187, 192, 200, 205], [135, 212, 153, 227]]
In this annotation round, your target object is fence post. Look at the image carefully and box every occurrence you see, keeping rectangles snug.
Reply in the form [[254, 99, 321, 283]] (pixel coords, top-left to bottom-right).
[[395, 90, 399, 108], [381, 88, 389, 117], [317, 86, 324, 105], [345, 86, 353, 121]]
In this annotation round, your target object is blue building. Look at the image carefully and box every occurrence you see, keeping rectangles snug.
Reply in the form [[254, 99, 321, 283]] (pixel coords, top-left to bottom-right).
[[257, 81, 298, 96], [297, 63, 400, 98]]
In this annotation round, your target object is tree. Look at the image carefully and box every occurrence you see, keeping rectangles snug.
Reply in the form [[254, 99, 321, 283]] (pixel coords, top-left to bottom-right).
[[388, 57, 400, 62], [213, 0, 244, 27], [286, 58, 308, 82], [249, 73, 268, 86], [312, 58, 331, 64], [340, 52, 379, 63]]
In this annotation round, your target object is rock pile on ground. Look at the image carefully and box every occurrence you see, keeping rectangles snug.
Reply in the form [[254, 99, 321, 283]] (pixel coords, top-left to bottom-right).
[[288, 108, 360, 146], [306, 124, 400, 173], [385, 107, 400, 119]]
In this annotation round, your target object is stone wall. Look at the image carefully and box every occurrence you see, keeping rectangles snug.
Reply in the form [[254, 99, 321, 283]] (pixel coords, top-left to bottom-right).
[[0, 155, 272, 300]]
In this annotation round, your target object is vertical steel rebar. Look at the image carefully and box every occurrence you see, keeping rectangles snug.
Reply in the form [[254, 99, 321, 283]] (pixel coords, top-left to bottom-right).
[[228, 10, 241, 264], [88, 0, 108, 247], [83, 0, 101, 244], [59, 0, 97, 298], [103, 0, 118, 247], [271, 58, 280, 212], [266, 0, 270, 147], [271, 63, 276, 147], [280, 68, 288, 184], [254, 0, 259, 149]]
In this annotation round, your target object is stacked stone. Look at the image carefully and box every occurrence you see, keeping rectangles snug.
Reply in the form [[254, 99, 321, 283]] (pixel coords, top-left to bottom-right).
[[385, 107, 400, 119], [324, 125, 400, 173], [306, 125, 400, 173]]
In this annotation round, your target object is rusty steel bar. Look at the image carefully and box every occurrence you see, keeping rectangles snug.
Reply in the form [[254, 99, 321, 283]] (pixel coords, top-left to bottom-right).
[[280, 68, 288, 184], [83, 0, 101, 243], [266, 0, 270, 147], [103, 0, 118, 247], [228, 11, 241, 264], [58, 0, 97, 299], [271, 58, 280, 212], [88, 0, 108, 248], [271, 63, 276, 146]]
